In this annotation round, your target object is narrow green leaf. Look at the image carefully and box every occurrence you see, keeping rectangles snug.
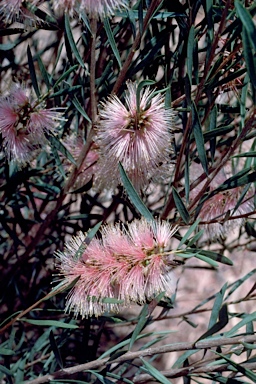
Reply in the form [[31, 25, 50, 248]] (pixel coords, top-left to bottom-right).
[[201, 124, 234, 141], [50, 85, 82, 98], [37, 55, 51, 90], [24, 1, 57, 25], [140, 358, 172, 384], [136, 79, 155, 111], [232, 151, 256, 158], [235, 0, 256, 51], [47, 139, 66, 179], [101, 297, 124, 304], [208, 283, 228, 329], [53, 65, 79, 88], [214, 352, 256, 381], [206, 0, 213, 35], [0, 348, 15, 356], [72, 96, 91, 123], [242, 27, 256, 89], [0, 364, 13, 377], [86, 370, 116, 384], [129, 303, 150, 350], [27, 45, 40, 98], [20, 319, 78, 329], [177, 219, 200, 249], [242, 341, 256, 350], [51, 276, 80, 296], [185, 155, 190, 203], [33, 181, 60, 195], [246, 322, 254, 358], [217, 167, 256, 191], [240, 74, 249, 126], [103, 17, 122, 69], [99, 331, 164, 360], [0, 41, 17, 50], [203, 168, 256, 204], [225, 268, 256, 299], [86, 220, 102, 243], [129, 292, 165, 351], [49, 330, 63, 369], [47, 134, 76, 165], [107, 373, 134, 384], [172, 186, 190, 224], [191, 102, 208, 175], [51, 380, 93, 384], [64, 14, 85, 68], [187, 230, 204, 247], [189, 249, 233, 266], [172, 350, 199, 369], [187, 26, 194, 84], [197, 304, 229, 342], [194, 254, 219, 267], [209, 105, 217, 160], [13, 356, 26, 383], [96, 59, 113, 88], [225, 312, 256, 337], [245, 222, 256, 238], [119, 162, 154, 223]]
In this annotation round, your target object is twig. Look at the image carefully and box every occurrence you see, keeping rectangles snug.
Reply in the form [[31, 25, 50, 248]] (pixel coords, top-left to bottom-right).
[[133, 362, 256, 382], [89, 16, 98, 125], [24, 334, 256, 384], [112, 0, 163, 95], [161, 110, 256, 219]]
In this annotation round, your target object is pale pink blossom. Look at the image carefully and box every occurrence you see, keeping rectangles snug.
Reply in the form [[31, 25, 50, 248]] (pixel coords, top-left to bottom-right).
[[51, 0, 127, 19], [81, 0, 128, 18], [0, 84, 63, 165], [190, 163, 254, 240], [50, 0, 80, 18], [96, 82, 174, 191], [55, 218, 178, 317], [0, 0, 40, 26]]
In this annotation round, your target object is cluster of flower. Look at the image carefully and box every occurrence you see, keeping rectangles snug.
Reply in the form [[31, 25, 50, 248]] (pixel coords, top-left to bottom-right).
[[0, 84, 63, 165], [56, 218, 178, 317], [190, 163, 254, 241], [1, 0, 254, 321], [0, 0, 127, 25], [0, 81, 173, 191], [96, 82, 174, 191], [51, 0, 128, 19]]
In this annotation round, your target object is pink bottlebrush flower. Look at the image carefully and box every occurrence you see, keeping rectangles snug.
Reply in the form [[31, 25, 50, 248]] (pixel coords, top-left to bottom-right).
[[51, 0, 127, 19], [29, 109, 63, 138], [0, 84, 63, 165], [50, 0, 80, 18], [80, 0, 128, 18], [95, 82, 174, 191], [0, 0, 40, 26], [55, 218, 178, 318], [190, 163, 254, 240]]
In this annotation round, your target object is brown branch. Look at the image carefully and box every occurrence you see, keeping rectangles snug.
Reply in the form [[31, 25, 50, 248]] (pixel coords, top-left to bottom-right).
[[2, 19, 100, 284], [161, 109, 256, 219], [0, 282, 71, 335], [24, 334, 256, 384], [161, 0, 233, 219], [133, 362, 256, 382], [112, 0, 163, 95]]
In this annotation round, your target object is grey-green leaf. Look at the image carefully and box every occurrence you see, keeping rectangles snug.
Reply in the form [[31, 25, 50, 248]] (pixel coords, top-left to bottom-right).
[[191, 102, 208, 175], [172, 186, 190, 224]]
